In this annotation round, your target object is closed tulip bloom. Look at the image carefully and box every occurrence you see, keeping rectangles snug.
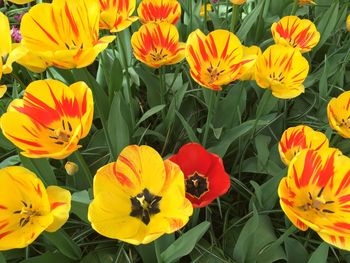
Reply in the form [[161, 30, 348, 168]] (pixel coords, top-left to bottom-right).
[[131, 22, 185, 68], [88, 145, 193, 245], [0, 166, 71, 250], [7, 0, 33, 4], [169, 143, 230, 208], [186, 29, 243, 90], [20, 0, 115, 70], [271, 16, 320, 53], [255, 44, 309, 99], [327, 90, 350, 138], [99, 0, 138, 32], [278, 125, 329, 166], [137, 0, 181, 24], [298, 0, 315, 6], [230, 0, 246, 5], [0, 80, 94, 159], [238, 45, 262, 81], [278, 148, 350, 251]]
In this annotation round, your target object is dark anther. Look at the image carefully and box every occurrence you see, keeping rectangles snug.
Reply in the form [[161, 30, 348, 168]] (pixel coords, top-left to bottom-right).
[[308, 192, 312, 200], [49, 136, 59, 140], [325, 201, 335, 204], [62, 120, 66, 130], [130, 188, 162, 225], [186, 172, 208, 198], [19, 217, 29, 227], [68, 121, 72, 132], [55, 142, 65, 145], [317, 187, 324, 197], [13, 210, 21, 214], [21, 201, 28, 207], [322, 209, 335, 214]]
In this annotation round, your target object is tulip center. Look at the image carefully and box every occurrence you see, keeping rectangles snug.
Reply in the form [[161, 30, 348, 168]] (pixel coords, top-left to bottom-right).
[[14, 201, 41, 227], [269, 72, 285, 82], [49, 120, 73, 145], [288, 38, 299, 48], [207, 62, 225, 84], [130, 188, 162, 225], [150, 48, 168, 62], [186, 172, 208, 198], [339, 117, 350, 129], [298, 188, 335, 214]]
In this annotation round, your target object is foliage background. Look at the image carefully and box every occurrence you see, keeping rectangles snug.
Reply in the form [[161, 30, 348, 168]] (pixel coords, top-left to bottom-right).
[[0, 0, 350, 262]]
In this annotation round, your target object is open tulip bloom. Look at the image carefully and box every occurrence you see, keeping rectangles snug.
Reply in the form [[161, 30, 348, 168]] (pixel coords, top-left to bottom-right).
[[137, 0, 181, 25], [19, 0, 115, 70], [185, 29, 243, 90], [278, 148, 350, 251], [327, 90, 350, 139], [0, 166, 71, 250], [88, 145, 193, 245], [255, 44, 309, 99], [131, 22, 185, 68], [0, 79, 94, 159], [279, 125, 329, 166], [237, 45, 262, 81], [169, 143, 230, 208], [271, 16, 320, 53], [99, 0, 138, 32]]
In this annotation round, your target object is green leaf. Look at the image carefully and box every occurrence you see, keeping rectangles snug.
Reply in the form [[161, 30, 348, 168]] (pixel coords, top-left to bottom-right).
[[43, 230, 82, 260], [136, 105, 166, 127], [161, 221, 210, 263], [308, 243, 329, 263], [20, 252, 75, 263], [0, 253, 5, 263], [20, 156, 57, 186], [175, 111, 200, 143], [284, 237, 309, 263], [71, 190, 91, 223]]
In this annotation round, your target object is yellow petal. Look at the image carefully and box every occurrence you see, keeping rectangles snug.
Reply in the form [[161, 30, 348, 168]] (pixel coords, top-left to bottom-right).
[[0, 85, 6, 98], [238, 45, 262, 81], [7, 0, 34, 4], [45, 186, 71, 232], [327, 91, 350, 138], [318, 233, 350, 251], [0, 12, 11, 58], [137, 0, 181, 25]]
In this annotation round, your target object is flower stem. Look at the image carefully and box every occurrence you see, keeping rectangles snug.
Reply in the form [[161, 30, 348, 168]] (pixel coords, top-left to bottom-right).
[[204, 0, 208, 31], [117, 33, 136, 129], [202, 90, 216, 147], [290, 0, 298, 15], [154, 239, 162, 263], [73, 151, 92, 188], [230, 4, 239, 32], [159, 66, 167, 120]]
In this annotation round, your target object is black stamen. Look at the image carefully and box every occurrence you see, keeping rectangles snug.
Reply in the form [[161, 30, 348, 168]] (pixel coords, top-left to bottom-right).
[[68, 121, 72, 132], [325, 201, 335, 204], [317, 187, 324, 197], [62, 120, 66, 130], [308, 192, 312, 200], [49, 136, 58, 140], [186, 172, 208, 198], [322, 209, 335, 213], [21, 201, 28, 207], [55, 141, 65, 145]]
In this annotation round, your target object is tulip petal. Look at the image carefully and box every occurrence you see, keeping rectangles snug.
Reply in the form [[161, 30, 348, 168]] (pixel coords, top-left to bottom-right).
[[0, 12, 11, 58], [137, 0, 181, 25], [45, 186, 71, 232], [0, 85, 6, 99], [327, 91, 350, 138]]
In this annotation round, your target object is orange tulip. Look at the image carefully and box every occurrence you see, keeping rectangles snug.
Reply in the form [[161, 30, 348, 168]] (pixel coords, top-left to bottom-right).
[[137, 0, 181, 24]]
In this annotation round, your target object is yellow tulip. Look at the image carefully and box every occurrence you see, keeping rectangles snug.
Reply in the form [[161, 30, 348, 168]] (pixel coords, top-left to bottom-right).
[[278, 125, 329, 166], [0, 79, 94, 159], [347, 14, 350, 32], [271, 16, 320, 53], [0, 166, 70, 250], [200, 4, 212, 17], [131, 22, 185, 68], [7, 0, 34, 4], [137, 0, 181, 24], [230, 0, 246, 5], [327, 90, 350, 139], [88, 145, 193, 245], [255, 44, 309, 99], [99, 0, 138, 32], [19, 0, 115, 70], [298, 0, 316, 6], [238, 45, 262, 81], [278, 148, 350, 251], [185, 29, 243, 90]]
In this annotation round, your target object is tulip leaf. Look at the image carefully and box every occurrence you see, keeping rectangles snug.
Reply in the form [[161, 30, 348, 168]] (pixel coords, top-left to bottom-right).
[[71, 190, 91, 223], [175, 111, 200, 143], [161, 221, 210, 263], [308, 243, 329, 263], [20, 156, 57, 186], [43, 230, 82, 260], [0, 253, 5, 263], [20, 252, 75, 263], [284, 237, 309, 263], [136, 105, 166, 127]]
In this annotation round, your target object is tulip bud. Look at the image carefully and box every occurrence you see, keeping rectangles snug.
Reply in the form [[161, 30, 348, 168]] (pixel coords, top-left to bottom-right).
[[230, 0, 246, 5], [297, 0, 315, 6], [65, 161, 79, 175], [347, 14, 350, 32]]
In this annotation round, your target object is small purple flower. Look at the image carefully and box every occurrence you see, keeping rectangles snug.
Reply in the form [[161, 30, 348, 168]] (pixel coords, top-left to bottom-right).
[[11, 26, 22, 43], [211, 0, 219, 3], [14, 13, 25, 23]]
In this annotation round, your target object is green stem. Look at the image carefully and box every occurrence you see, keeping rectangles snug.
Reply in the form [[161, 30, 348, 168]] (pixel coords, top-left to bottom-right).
[[190, 208, 200, 228], [290, 0, 298, 15], [230, 4, 239, 32], [159, 67, 167, 120], [202, 90, 216, 147], [189, 0, 193, 33], [117, 33, 136, 128], [250, 90, 272, 139], [204, 0, 208, 31], [73, 151, 92, 188]]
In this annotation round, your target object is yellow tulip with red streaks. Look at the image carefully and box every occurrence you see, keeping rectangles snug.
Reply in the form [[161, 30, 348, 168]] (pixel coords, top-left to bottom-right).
[[19, 0, 115, 70], [238, 45, 262, 81], [88, 145, 193, 245], [279, 148, 350, 251], [137, 0, 181, 25], [0, 79, 94, 159], [271, 16, 320, 53], [255, 44, 309, 99], [0, 166, 70, 250], [185, 29, 243, 90], [131, 22, 185, 68], [278, 125, 329, 166], [99, 0, 138, 32], [327, 90, 350, 139]]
